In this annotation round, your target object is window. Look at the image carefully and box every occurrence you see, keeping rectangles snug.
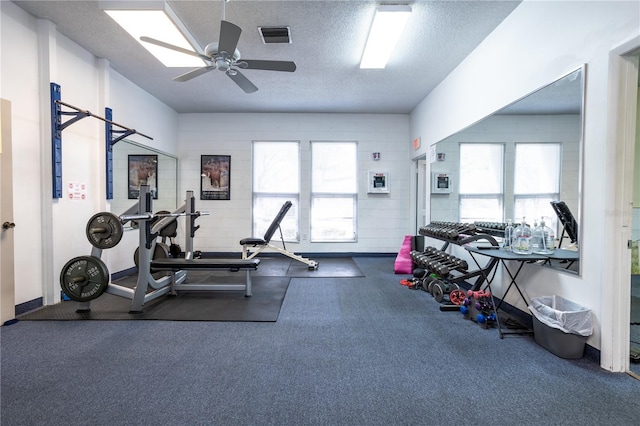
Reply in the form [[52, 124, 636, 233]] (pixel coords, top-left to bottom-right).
[[458, 143, 504, 223], [252, 141, 299, 241], [513, 143, 561, 229], [310, 141, 357, 242]]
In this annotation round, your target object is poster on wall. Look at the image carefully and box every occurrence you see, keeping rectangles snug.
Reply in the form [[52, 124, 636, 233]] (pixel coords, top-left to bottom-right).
[[201, 155, 231, 200], [128, 154, 158, 199]]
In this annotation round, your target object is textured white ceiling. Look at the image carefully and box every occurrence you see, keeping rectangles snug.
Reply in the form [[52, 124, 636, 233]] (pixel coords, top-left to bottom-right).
[[13, 0, 523, 114]]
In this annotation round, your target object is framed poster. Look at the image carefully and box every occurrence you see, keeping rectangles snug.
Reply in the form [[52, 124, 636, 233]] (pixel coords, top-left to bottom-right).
[[128, 154, 158, 199], [368, 171, 389, 193], [201, 155, 231, 200]]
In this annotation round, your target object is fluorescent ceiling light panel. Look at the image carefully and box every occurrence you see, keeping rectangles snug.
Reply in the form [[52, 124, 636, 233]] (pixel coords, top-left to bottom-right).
[[360, 4, 412, 69], [105, 7, 204, 67]]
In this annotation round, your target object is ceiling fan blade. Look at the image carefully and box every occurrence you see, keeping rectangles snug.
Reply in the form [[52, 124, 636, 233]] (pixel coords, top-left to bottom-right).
[[239, 60, 297, 72], [218, 20, 242, 55], [173, 66, 216, 82], [140, 36, 209, 62], [227, 70, 258, 94]]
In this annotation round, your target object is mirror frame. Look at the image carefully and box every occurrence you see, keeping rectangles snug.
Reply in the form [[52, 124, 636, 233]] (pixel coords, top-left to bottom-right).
[[429, 65, 586, 276], [111, 138, 179, 214]]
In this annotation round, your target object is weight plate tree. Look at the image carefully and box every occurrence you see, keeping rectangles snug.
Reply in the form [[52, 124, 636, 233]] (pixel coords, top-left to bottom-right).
[[60, 255, 110, 302], [85, 212, 124, 249]]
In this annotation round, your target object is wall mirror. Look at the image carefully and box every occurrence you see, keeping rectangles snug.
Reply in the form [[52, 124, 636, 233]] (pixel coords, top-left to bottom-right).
[[111, 139, 178, 218], [430, 66, 584, 275]]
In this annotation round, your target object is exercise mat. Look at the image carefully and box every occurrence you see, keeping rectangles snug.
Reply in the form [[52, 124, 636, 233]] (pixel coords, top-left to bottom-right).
[[18, 275, 290, 322], [286, 257, 364, 278], [200, 256, 365, 278]]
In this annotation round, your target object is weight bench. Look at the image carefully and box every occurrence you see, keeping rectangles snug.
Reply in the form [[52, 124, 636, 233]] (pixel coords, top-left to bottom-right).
[[150, 258, 260, 297], [240, 201, 318, 270]]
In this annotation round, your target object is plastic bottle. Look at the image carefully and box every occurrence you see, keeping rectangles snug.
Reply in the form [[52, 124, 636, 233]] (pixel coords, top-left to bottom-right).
[[531, 217, 555, 255], [512, 217, 532, 255], [503, 219, 513, 251]]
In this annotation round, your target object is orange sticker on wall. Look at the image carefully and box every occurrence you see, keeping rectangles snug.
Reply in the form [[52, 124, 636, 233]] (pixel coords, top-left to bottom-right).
[[413, 137, 421, 150]]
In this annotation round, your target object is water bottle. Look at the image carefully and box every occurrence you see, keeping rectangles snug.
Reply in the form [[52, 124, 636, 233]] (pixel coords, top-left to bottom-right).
[[512, 217, 532, 255], [503, 219, 513, 251], [531, 218, 555, 255]]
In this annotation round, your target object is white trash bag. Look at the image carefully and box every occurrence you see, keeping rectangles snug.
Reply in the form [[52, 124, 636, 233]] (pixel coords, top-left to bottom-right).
[[528, 295, 593, 337]]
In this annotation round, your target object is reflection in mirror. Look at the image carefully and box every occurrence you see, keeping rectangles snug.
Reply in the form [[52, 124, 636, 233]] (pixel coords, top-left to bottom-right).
[[430, 67, 584, 274], [111, 139, 178, 217]]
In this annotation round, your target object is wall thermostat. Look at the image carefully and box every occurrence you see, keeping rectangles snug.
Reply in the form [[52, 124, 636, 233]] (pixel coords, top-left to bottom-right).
[[431, 172, 452, 194]]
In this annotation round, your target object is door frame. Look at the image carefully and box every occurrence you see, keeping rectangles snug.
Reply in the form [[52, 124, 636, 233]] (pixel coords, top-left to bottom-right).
[[609, 37, 640, 373]]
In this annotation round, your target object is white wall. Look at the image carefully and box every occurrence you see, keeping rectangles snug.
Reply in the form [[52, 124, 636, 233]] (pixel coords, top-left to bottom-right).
[[177, 113, 412, 254], [0, 1, 179, 305], [410, 0, 640, 367]]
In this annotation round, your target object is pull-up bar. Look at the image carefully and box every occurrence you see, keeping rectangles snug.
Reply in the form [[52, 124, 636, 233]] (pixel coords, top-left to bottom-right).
[[50, 82, 154, 199], [55, 99, 153, 141]]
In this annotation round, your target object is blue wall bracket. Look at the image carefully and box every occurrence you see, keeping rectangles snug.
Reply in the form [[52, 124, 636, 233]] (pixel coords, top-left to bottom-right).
[[50, 82, 153, 199]]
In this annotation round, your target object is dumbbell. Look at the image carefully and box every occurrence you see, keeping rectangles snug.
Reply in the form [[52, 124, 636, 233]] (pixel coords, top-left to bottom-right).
[[417, 253, 453, 275], [440, 223, 477, 239], [418, 256, 451, 277], [420, 251, 468, 275], [424, 248, 468, 270]]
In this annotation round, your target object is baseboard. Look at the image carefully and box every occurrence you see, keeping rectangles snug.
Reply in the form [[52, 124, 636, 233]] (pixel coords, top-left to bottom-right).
[[201, 251, 397, 258], [15, 297, 43, 316]]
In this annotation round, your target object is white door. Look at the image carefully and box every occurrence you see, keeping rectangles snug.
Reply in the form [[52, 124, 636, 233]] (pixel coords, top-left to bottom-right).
[[1, 98, 16, 325]]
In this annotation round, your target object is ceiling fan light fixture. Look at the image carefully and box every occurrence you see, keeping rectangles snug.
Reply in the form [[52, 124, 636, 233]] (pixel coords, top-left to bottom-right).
[[360, 4, 412, 69], [103, 1, 205, 68]]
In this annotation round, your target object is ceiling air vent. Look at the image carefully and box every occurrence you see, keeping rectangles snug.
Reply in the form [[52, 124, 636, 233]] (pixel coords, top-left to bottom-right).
[[258, 26, 292, 44]]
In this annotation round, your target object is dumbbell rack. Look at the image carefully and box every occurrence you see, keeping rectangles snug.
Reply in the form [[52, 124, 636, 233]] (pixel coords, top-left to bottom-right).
[[473, 221, 508, 239], [417, 222, 501, 311]]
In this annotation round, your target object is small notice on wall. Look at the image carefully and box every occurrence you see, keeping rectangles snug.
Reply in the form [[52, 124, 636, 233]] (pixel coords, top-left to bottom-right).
[[68, 182, 87, 201]]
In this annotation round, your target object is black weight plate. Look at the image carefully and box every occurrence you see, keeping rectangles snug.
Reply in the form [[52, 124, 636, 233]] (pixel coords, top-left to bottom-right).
[[86, 212, 123, 249], [60, 256, 109, 302], [155, 211, 178, 238], [421, 276, 434, 293], [134, 243, 170, 268], [432, 282, 444, 303]]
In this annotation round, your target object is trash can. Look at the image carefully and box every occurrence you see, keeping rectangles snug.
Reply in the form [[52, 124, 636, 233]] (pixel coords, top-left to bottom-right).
[[528, 295, 593, 359]]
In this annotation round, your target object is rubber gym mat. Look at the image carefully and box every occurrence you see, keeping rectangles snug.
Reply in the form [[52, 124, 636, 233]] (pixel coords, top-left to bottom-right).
[[200, 256, 365, 278], [17, 275, 290, 322], [286, 257, 364, 278]]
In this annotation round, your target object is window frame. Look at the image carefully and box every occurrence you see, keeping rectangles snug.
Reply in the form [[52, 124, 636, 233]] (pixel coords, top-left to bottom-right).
[[310, 141, 358, 243], [457, 142, 505, 223], [251, 141, 301, 242]]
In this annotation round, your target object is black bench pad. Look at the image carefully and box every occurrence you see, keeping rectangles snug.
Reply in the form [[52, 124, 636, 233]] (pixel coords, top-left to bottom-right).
[[239, 237, 266, 245], [150, 258, 260, 271]]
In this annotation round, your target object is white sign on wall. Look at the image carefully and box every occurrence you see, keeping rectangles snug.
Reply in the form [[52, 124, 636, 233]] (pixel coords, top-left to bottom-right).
[[430, 144, 437, 163], [67, 182, 87, 201]]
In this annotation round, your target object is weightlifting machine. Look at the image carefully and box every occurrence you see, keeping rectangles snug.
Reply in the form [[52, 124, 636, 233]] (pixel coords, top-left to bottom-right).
[[60, 185, 259, 313], [239, 200, 318, 270]]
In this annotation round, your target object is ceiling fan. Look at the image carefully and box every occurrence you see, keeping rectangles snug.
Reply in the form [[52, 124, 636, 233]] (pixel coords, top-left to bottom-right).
[[140, 1, 296, 93]]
